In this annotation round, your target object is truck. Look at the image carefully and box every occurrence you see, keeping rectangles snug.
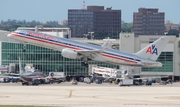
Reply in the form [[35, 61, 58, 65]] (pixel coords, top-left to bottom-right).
[[48, 72, 66, 83], [90, 65, 133, 83], [118, 79, 134, 86]]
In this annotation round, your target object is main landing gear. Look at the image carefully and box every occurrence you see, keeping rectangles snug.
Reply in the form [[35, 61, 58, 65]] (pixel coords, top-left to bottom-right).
[[23, 44, 26, 52], [81, 61, 88, 68]]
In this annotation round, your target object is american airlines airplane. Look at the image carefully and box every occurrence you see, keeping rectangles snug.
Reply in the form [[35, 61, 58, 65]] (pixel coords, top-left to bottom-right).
[[7, 30, 170, 68]]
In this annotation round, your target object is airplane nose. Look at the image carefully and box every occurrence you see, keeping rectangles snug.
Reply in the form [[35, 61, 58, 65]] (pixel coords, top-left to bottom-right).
[[7, 34, 12, 37]]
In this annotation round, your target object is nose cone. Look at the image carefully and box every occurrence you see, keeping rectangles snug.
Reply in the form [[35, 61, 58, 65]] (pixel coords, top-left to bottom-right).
[[7, 33, 12, 37]]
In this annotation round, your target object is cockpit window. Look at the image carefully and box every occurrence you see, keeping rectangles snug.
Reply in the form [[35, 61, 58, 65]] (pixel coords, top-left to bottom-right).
[[14, 30, 20, 33]]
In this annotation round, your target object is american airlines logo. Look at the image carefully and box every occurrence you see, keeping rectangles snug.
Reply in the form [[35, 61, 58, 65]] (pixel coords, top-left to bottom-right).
[[29, 31, 54, 40], [146, 44, 158, 55]]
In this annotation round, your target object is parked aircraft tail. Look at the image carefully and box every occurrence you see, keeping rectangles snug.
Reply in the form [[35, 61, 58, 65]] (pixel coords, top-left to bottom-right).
[[135, 36, 170, 61]]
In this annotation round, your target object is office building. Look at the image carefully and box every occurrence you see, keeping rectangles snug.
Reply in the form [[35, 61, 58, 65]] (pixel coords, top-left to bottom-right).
[[68, 6, 121, 39], [133, 8, 165, 36]]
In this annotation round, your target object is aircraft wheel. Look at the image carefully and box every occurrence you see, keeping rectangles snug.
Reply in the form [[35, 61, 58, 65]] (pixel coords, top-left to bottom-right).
[[85, 63, 88, 68], [34, 80, 39, 86], [81, 62, 85, 66], [81, 62, 88, 67], [22, 44, 26, 52]]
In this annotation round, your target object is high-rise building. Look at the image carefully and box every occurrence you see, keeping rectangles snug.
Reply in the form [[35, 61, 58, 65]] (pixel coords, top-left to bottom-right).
[[133, 8, 165, 36], [68, 6, 121, 39]]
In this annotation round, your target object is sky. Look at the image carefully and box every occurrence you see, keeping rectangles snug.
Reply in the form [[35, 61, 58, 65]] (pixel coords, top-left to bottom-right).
[[0, 0, 180, 24]]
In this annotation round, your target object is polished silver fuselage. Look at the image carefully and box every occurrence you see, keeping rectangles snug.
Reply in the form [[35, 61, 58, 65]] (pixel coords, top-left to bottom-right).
[[8, 30, 162, 67]]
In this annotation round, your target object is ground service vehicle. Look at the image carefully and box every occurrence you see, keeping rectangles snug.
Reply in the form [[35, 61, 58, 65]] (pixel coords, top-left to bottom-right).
[[48, 72, 65, 83], [91, 65, 132, 83], [119, 79, 134, 86]]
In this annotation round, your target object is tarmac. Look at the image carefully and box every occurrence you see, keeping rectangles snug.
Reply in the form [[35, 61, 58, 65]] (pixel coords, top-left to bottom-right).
[[0, 82, 180, 107]]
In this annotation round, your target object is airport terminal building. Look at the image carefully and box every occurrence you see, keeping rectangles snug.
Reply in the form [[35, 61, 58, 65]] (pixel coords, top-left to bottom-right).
[[120, 33, 180, 79], [0, 28, 180, 79], [0, 29, 117, 76]]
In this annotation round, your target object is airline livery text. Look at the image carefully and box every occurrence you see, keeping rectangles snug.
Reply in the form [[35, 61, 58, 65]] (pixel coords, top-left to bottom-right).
[[146, 44, 158, 55]]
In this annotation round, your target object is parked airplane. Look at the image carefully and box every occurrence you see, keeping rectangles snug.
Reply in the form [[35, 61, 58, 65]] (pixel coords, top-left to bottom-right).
[[7, 30, 170, 68], [18, 57, 47, 85], [20, 71, 46, 85]]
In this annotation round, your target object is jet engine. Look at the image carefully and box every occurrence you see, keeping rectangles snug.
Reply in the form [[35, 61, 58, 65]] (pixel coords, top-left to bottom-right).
[[61, 48, 81, 59]]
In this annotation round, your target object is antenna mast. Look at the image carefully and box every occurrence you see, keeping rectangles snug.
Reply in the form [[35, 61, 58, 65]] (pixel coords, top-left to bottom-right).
[[82, 1, 86, 9]]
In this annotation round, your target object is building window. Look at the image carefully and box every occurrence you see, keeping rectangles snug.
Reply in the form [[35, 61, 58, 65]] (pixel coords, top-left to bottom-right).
[[142, 52, 173, 72]]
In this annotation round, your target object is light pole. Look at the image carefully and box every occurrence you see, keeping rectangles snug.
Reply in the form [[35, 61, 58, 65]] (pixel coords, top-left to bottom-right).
[[84, 34, 89, 40], [88, 32, 94, 40], [35, 25, 43, 32]]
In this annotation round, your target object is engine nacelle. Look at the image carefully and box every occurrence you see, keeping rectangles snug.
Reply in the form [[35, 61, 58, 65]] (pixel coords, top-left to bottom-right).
[[61, 48, 80, 59]]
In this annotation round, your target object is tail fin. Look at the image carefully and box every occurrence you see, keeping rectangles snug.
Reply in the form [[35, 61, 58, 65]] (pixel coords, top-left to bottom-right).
[[101, 37, 109, 48], [19, 57, 23, 74], [135, 36, 170, 61], [100, 37, 110, 51]]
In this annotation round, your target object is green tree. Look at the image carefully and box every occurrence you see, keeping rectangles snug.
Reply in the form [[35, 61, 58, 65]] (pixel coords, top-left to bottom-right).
[[167, 29, 179, 37], [0, 19, 64, 31], [121, 22, 133, 32]]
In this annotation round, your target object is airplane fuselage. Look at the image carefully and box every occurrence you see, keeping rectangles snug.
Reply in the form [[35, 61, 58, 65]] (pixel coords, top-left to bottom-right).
[[8, 30, 162, 67], [20, 71, 44, 83]]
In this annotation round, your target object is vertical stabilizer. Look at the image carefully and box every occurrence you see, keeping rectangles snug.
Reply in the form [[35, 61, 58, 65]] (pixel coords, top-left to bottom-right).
[[101, 37, 110, 50], [135, 36, 170, 61]]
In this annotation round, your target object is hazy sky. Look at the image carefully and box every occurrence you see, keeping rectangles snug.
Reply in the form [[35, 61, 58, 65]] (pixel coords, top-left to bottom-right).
[[0, 0, 180, 23]]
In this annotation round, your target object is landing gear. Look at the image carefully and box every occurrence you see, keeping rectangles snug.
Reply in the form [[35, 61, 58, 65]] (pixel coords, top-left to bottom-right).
[[23, 44, 26, 52], [32, 79, 39, 86], [81, 61, 88, 68], [22, 82, 29, 86]]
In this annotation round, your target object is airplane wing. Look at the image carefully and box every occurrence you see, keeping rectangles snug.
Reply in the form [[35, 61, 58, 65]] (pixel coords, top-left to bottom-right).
[[75, 38, 110, 59], [75, 49, 103, 59]]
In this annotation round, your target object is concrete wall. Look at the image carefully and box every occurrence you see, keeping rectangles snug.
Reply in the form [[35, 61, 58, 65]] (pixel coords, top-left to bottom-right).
[[119, 33, 136, 74], [174, 38, 180, 76], [0, 42, 1, 65], [0, 31, 10, 65], [0, 30, 10, 42], [119, 33, 134, 53]]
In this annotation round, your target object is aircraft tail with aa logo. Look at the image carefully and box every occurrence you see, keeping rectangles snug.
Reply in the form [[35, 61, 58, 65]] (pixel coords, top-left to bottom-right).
[[135, 36, 171, 61]]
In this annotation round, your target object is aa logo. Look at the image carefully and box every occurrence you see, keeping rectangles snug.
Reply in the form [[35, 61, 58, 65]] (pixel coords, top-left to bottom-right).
[[146, 44, 158, 55]]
